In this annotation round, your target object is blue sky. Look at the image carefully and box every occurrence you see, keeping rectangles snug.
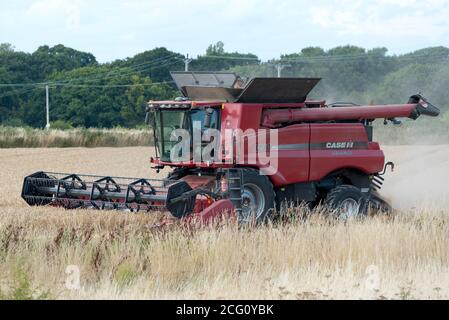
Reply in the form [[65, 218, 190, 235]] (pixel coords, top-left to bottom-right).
[[1, 0, 448, 62]]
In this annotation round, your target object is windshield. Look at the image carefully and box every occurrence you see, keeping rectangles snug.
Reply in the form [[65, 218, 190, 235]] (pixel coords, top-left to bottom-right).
[[153, 109, 220, 162]]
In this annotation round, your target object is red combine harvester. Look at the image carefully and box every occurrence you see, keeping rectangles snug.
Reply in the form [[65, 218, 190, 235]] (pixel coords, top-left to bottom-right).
[[22, 73, 440, 223]]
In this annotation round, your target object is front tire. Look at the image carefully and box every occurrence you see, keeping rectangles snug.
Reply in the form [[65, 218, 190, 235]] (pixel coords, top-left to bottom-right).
[[239, 169, 276, 225], [325, 185, 367, 220]]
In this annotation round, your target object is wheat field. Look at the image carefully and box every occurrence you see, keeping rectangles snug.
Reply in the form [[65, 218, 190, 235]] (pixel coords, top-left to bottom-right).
[[0, 146, 449, 300], [0, 127, 154, 148]]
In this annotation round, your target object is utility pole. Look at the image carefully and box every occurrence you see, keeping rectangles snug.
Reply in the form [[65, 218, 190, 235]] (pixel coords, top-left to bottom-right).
[[45, 85, 50, 130], [275, 63, 291, 78], [184, 54, 193, 72]]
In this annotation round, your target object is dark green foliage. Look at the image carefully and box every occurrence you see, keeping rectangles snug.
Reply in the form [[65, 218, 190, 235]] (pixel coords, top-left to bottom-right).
[[113, 47, 184, 83], [50, 120, 74, 130], [31, 44, 98, 80], [233, 45, 449, 114], [1, 42, 448, 129], [191, 41, 260, 71]]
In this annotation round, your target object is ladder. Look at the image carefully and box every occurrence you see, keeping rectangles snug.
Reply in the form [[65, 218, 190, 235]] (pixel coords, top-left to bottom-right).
[[226, 169, 243, 217]]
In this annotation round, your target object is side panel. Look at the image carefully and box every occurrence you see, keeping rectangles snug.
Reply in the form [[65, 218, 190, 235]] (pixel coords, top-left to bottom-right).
[[268, 124, 310, 187], [221, 103, 263, 132], [220, 104, 310, 187], [309, 123, 385, 181]]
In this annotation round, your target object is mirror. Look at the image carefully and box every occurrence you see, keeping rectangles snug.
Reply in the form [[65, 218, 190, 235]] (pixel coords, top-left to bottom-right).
[[203, 108, 215, 128], [145, 112, 156, 127]]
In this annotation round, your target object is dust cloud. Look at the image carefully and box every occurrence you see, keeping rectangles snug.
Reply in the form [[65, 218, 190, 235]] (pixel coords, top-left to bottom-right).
[[380, 145, 449, 210]]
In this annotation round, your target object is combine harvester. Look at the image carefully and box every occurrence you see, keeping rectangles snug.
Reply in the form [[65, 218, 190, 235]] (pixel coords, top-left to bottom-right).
[[22, 72, 440, 223]]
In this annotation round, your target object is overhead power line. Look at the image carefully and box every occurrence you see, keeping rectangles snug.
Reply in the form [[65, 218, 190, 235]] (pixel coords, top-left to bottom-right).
[[56, 58, 180, 85], [0, 54, 181, 89], [1, 50, 448, 93], [0, 84, 42, 87], [0, 57, 181, 99], [0, 86, 38, 100], [196, 52, 448, 63], [49, 54, 182, 85], [279, 51, 449, 63], [0, 80, 175, 89], [0, 81, 176, 101], [50, 81, 175, 88]]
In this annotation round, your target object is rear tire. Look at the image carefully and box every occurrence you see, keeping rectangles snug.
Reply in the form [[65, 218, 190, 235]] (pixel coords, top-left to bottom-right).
[[367, 192, 393, 214], [239, 169, 276, 225], [325, 185, 367, 220]]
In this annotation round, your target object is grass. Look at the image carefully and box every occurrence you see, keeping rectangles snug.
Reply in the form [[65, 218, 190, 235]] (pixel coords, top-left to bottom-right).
[[0, 126, 154, 148], [0, 265, 52, 300], [0, 146, 448, 300], [0, 207, 448, 300]]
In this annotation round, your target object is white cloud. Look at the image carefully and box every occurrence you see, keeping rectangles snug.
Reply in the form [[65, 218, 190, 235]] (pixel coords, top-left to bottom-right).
[[378, 0, 447, 7], [1, 0, 449, 62], [25, 0, 84, 30], [309, 0, 449, 39]]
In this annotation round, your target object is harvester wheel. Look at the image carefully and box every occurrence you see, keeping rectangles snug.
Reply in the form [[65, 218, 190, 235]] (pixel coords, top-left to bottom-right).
[[367, 192, 393, 214], [325, 185, 368, 220], [240, 169, 276, 225]]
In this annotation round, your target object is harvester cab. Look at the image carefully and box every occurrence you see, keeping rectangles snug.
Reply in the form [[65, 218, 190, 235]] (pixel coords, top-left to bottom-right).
[[22, 72, 441, 223]]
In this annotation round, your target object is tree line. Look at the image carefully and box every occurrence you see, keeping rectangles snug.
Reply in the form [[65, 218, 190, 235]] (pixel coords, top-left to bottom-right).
[[1, 42, 448, 129]]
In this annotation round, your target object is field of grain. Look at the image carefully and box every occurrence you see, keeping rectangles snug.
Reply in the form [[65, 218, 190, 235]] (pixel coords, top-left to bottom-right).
[[0, 146, 449, 300], [0, 127, 154, 148]]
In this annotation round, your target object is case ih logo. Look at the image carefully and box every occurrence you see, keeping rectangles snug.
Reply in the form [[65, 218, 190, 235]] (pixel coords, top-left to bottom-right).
[[326, 142, 355, 149], [420, 100, 429, 108]]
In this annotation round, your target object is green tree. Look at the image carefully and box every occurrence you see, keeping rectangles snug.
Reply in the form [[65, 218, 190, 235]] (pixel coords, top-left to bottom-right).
[[0, 43, 15, 53], [192, 41, 260, 71], [397, 46, 449, 66], [113, 47, 184, 83], [2, 42, 449, 128], [371, 62, 449, 112], [276, 45, 396, 102], [206, 41, 225, 55], [121, 75, 175, 127], [17, 65, 176, 128], [30, 44, 97, 81]]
